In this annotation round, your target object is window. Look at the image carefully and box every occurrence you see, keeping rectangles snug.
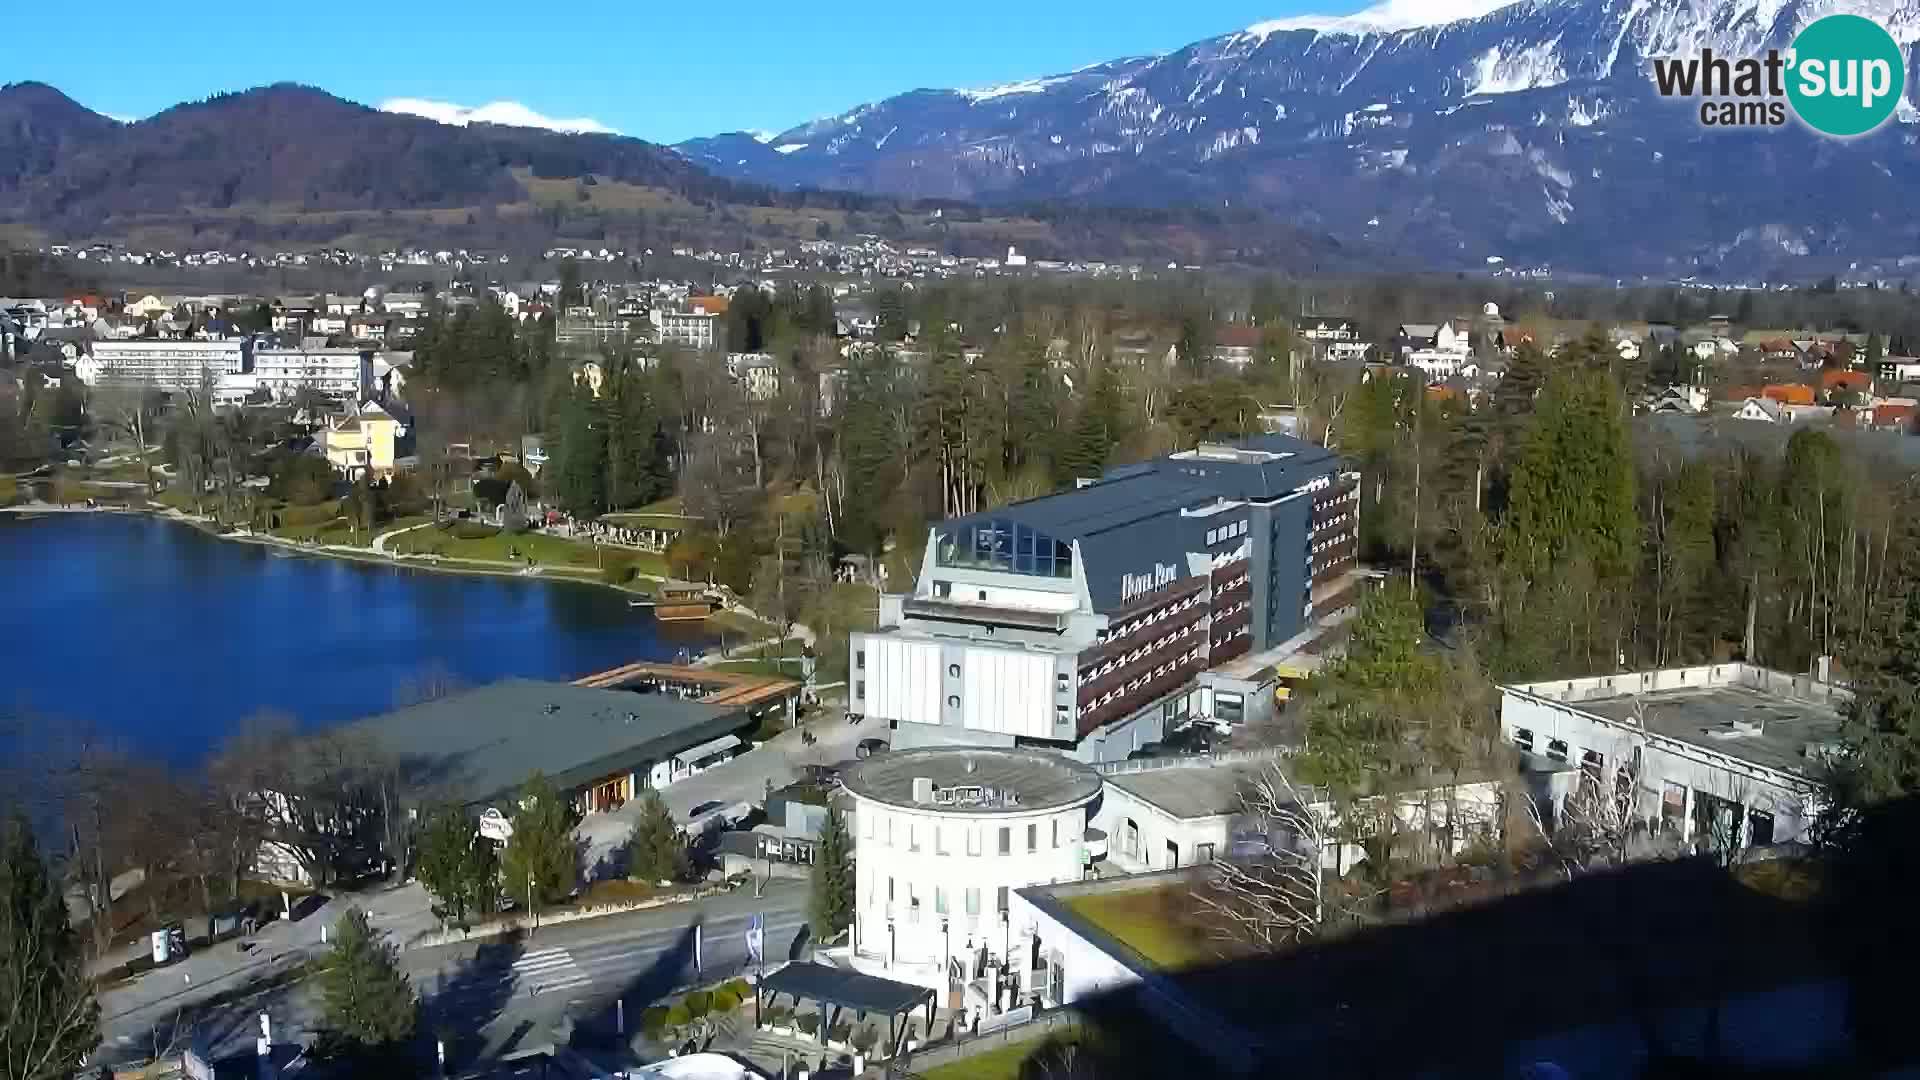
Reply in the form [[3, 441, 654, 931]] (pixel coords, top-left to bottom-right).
[[885, 816, 894, 846], [967, 828, 981, 856], [934, 825, 947, 854], [965, 887, 980, 916], [855, 651, 866, 671], [863, 812, 875, 839], [997, 827, 1011, 855], [1748, 808, 1776, 846], [948, 663, 961, 677], [1513, 727, 1534, 752], [1196, 842, 1216, 863], [934, 887, 948, 915], [978, 590, 988, 601], [947, 694, 961, 708], [934, 580, 951, 598], [1547, 739, 1569, 762], [1027, 823, 1038, 852], [887, 876, 895, 903], [855, 680, 864, 699], [1051, 819, 1060, 847], [996, 886, 1009, 915], [908, 823, 919, 852]]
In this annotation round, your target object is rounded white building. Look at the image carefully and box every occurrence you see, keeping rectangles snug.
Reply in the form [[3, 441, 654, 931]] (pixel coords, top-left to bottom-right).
[[842, 747, 1102, 1003]]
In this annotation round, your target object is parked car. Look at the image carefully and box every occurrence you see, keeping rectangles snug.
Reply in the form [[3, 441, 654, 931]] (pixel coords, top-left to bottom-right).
[[856, 737, 889, 759]]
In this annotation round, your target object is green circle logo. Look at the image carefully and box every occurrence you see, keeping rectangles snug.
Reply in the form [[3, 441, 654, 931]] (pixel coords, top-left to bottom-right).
[[1787, 14, 1905, 137]]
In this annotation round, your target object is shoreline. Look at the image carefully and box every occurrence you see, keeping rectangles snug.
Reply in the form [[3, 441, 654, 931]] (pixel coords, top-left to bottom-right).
[[2, 501, 782, 651]]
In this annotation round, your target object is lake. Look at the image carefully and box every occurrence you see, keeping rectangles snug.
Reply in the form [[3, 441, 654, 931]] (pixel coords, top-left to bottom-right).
[[0, 513, 717, 763]]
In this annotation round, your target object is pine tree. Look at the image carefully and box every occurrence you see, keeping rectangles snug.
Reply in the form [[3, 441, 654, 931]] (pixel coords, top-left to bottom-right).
[[1505, 370, 1639, 583], [500, 772, 579, 910], [625, 791, 687, 884], [414, 804, 497, 930], [1059, 361, 1124, 483], [0, 813, 97, 1080], [316, 909, 417, 1058], [552, 387, 606, 519], [809, 806, 854, 940]]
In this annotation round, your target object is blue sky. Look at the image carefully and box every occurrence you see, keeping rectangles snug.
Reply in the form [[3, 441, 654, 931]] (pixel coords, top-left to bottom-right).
[[15, 0, 1364, 143]]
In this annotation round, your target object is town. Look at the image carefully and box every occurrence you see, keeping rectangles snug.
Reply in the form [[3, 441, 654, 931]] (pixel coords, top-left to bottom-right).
[[4, 250, 1916, 1080]]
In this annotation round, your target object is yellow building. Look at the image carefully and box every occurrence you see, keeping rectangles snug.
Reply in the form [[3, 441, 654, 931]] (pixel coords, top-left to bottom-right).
[[323, 399, 400, 478]]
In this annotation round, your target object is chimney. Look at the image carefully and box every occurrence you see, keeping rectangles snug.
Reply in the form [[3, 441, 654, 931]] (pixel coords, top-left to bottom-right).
[[911, 777, 935, 804]]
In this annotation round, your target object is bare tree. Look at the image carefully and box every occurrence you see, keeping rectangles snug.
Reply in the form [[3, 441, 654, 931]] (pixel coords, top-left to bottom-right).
[[211, 716, 390, 888], [1196, 765, 1332, 951], [93, 382, 161, 494]]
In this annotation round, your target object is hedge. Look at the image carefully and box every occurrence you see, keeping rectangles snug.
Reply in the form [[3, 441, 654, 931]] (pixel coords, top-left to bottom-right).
[[710, 989, 739, 1014], [665, 1003, 691, 1029], [684, 990, 711, 1018], [641, 1006, 670, 1037], [723, 977, 752, 998]]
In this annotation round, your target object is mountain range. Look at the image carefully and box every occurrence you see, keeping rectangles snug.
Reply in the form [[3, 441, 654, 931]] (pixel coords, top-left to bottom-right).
[[677, 0, 1920, 277], [0, 80, 1343, 272]]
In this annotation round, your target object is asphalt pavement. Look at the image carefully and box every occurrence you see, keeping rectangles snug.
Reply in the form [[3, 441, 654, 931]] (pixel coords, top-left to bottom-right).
[[97, 880, 812, 1073]]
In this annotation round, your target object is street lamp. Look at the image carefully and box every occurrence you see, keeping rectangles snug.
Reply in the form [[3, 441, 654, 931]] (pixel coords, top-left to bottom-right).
[[529, 872, 538, 933]]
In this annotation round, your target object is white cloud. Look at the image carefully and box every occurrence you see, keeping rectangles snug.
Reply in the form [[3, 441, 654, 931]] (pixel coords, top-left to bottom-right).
[[379, 97, 621, 136]]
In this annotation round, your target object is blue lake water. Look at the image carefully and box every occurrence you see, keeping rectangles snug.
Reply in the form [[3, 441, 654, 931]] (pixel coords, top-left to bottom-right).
[[0, 513, 716, 763]]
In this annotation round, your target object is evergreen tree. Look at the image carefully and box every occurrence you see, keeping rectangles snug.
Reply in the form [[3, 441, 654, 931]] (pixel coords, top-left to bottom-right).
[[1504, 370, 1639, 582], [316, 908, 417, 1059], [809, 806, 855, 940], [552, 386, 606, 519], [413, 804, 497, 930], [0, 813, 97, 1080], [625, 792, 687, 884], [500, 772, 579, 910], [1059, 361, 1125, 483]]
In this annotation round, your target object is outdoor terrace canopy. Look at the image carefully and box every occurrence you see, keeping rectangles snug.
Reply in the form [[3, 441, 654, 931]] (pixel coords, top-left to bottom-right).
[[757, 962, 936, 1047]]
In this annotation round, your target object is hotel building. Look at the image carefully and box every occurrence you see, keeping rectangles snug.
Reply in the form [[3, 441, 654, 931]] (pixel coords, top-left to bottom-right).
[[850, 433, 1361, 763]]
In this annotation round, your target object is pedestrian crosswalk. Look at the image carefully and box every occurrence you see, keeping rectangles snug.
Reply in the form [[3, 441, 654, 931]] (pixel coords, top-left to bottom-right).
[[512, 946, 592, 995]]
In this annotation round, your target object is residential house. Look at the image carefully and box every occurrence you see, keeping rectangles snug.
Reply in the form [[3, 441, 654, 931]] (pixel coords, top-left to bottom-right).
[[1876, 355, 1920, 383], [1871, 401, 1917, 433], [1645, 385, 1708, 415], [322, 399, 402, 478], [1295, 315, 1368, 363], [726, 352, 781, 400], [1400, 320, 1469, 381], [1733, 397, 1786, 423], [1821, 369, 1872, 401], [324, 293, 366, 317], [1762, 383, 1816, 406], [1211, 324, 1262, 368]]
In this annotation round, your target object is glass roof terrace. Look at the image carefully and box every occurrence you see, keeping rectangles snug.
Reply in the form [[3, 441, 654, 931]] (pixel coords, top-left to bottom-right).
[[933, 518, 1074, 579]]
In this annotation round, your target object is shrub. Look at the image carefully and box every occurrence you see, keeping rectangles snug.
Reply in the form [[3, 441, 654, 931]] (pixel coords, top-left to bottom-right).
[[601, 559, 636, 586], [795, 1013, 819, 1035], [723, 977, 752, 999], [709, 989, 739, 1014], [640, 1006, 670, 1037], [683, 990, 711, 1018], [664, 1003, 691, 1029]]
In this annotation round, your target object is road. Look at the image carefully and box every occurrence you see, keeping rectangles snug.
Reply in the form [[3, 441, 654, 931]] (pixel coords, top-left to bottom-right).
[[96, 882, 811, 1073]]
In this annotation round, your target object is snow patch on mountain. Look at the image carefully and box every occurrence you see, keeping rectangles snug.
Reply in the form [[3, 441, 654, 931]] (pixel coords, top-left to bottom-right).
[[958, 76, 1075, 102], [774, 143, 808, 155], [1243, 0, 1527, 37], [1467, 37, 1566, 95]]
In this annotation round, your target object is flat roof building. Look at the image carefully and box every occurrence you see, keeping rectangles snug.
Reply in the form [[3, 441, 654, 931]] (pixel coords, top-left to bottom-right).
[[851, 433, 1362, 762], [349, 678, 751, 817], [1500, 663, 1849, 851]]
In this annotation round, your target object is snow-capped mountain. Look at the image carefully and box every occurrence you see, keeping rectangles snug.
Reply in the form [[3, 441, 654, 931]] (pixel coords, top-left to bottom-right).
[[678, 0, 1920, 275]]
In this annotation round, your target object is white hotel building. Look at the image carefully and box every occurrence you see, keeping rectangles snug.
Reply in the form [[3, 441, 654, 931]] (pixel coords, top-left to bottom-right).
[[77, 340, 245, 390], [842, 747, 1103, 1009], [252, 347, 374, 401]]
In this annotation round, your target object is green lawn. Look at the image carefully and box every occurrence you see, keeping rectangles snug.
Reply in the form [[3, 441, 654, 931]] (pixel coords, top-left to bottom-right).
[[1062, 888, 1211, 970], [922, 1029, 1083, 1080], [390, 524, 670, 575]]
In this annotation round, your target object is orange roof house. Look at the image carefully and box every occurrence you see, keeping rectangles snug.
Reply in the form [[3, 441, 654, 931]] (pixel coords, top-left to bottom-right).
[[1821, 369, 1871, 394], [1762, 383, 1816, 406], [689, 295, 730, 316]]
